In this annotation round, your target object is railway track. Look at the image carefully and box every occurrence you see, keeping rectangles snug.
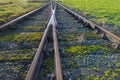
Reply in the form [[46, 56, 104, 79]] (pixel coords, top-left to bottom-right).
[[26, 1, 120, 80], [0, 1, 120, 80], [56, 3, 120, 80], [0, 1, 51, 80]]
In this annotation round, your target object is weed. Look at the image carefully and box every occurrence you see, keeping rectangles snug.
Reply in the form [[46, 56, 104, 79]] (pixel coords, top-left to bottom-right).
[[62, 0, 120, 27], [0, 0, 44, 24]]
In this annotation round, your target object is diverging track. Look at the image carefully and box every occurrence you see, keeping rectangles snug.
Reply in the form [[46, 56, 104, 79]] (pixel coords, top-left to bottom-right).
[[26, 2, 120, 80], [0, 1, 120, 80], [56, 3, 120, 80], [25, 3, 63, 80], [0, 1, 51, 80]]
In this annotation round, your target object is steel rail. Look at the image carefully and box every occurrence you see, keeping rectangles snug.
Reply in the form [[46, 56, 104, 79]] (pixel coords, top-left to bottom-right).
[[44, 4, 63, 80], [25, 13, 51, 80], [58, 3, 120, 45], [0, 2, 51, 30], [25, 2, 52, 80], [26, 2, 63, 80], [52, 6, 63, 80]]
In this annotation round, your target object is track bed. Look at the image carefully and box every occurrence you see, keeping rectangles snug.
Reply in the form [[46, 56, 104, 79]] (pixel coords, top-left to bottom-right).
[[1, 2, 120, 80], [0, 3, 51, 80], [56, 5, 120, 80]]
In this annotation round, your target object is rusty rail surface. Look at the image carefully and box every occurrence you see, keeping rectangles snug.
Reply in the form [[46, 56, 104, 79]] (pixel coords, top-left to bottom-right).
[[25, 13, 51, 80], [43, 4, 63, 80], [0, 2, 51, 30], [58, 3, 120, 45], [53, 20, 63, 80], [25, 2, 52, 80], [52, 7, 63, 80], [25, 2, 63, 80]]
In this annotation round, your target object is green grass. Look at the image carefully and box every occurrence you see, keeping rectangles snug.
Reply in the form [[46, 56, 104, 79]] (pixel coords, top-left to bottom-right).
[[0, 0, 45, 24], [65, 45, 110, 55], [24, 26, 44, 31], [62, 0, 120, 27], [60, 33, 78, 41], [12, 32, 42, 42], [0, 49, 34, 61], [92, 67, 100, 72], [115, 62, 120, 67], [40, 59, 54, 76], [115, 69, 120, 73], [0, 32, 42, 42]]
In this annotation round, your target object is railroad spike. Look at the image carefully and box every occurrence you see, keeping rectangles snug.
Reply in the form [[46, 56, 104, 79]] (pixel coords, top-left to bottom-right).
[[83, 23, 89, 27], [112, 43, 120, 49], [77, 19, 83, 23], [94, 30, 98, 33], [99, 33, 108, 39]]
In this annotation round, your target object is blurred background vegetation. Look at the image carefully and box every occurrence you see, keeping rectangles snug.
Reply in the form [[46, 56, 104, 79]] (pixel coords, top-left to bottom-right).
[[62, 0, 120, 27], [0, 0, 45, 25]]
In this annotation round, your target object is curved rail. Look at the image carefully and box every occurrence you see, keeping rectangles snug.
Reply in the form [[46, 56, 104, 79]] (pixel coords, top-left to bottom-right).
[[44, 4, 63, 80], [25, 13, 51, 80], [58, 3, 120, 46], [25, 2, 52, 80], [25, 2, 63, 80]]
